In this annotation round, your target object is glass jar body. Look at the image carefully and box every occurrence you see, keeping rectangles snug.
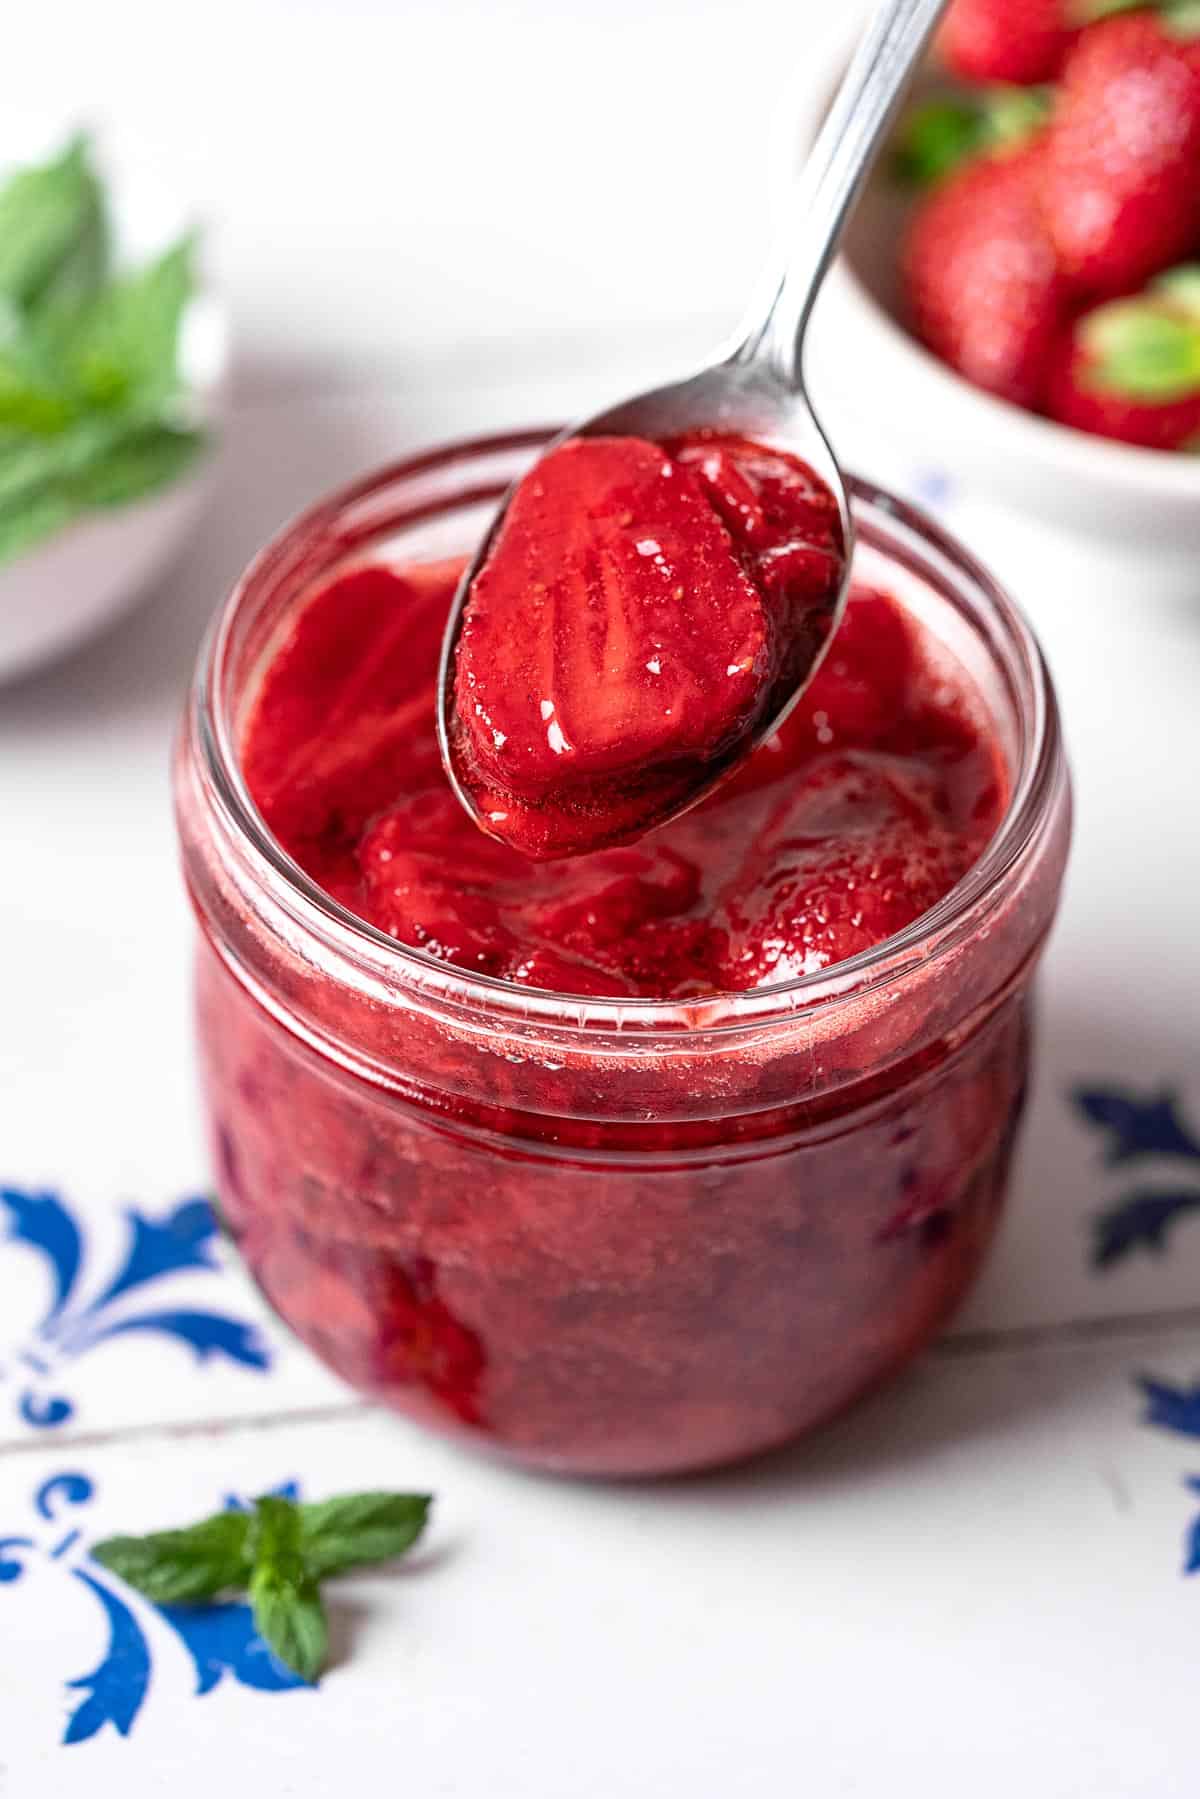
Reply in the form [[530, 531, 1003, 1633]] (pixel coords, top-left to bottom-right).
[[176, 431, 1070, 1477]]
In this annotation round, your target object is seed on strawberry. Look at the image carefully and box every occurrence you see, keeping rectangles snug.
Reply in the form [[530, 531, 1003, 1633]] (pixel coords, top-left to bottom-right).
[[1042, 10, 1200, 297], [903, 143, 1068, 409], [1047, 265, 1200, 449], [938, 0, 1077, 87]]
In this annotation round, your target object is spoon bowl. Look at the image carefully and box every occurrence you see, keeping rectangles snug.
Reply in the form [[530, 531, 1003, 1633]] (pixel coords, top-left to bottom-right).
[[439, 0, 949, 849]]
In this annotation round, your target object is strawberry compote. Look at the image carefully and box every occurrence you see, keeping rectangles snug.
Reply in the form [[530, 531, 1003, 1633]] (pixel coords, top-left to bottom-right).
[[175, 431, 1071, 1477], [247, 566, 999, 998]]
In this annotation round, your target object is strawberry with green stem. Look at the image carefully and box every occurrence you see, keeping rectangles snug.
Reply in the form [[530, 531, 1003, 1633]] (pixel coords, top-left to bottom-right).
[[1047, 265, 1200, 447], [1042, 5, 1200, 297]]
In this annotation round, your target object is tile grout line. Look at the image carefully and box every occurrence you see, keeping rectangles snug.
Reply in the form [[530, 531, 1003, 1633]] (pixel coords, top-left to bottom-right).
[[0, 1399, 370, 1460], [3, 1300, 1200, 1460], [935, 1300, 1200, 1358]]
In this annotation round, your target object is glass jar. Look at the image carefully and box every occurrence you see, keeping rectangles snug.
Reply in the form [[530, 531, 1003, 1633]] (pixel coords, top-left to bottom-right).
[[174, 429, 1071, 1478]]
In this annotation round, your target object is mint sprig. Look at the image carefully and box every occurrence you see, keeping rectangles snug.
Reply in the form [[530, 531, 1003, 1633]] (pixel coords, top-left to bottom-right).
[[0, 132, 208, 564], [92, 1489, 433, 1684]]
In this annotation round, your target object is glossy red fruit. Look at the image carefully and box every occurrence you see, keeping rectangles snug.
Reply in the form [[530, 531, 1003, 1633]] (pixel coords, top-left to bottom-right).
[[1043, 12, 1200, 297], [939, 0, 1075, 86], [449, 433, 843, 860], [903, 144, 1068, 409], [1047, 268, 1200, 449]]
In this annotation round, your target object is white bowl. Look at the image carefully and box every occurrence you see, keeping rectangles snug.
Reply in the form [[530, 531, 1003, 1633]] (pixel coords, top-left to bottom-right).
[[807, 69, 1200, 606], [0, 121, 229, 683]]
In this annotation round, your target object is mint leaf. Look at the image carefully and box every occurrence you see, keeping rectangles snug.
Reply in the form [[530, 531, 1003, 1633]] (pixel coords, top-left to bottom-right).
[[299, 1492, 432, 1580], [92, 1511, 251, 1604], [0, 415, 206, 564], [69, 422, 205, 506], [0, 486, 77, 562], [0, 134, 104, 311], [248, 1495, 328, 1683], [56, 236, 195, 411], [0, 343, 74, 434], [0, 135, 204, 562], [251, 1565, 329, 1684], [0, 414, 136, 511]]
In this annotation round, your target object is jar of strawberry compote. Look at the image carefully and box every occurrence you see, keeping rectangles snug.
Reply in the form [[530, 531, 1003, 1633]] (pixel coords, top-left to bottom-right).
[[175, 429, 1070, 1478]]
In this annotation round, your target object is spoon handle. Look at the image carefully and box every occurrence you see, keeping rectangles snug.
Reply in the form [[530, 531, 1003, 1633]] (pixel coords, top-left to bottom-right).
[[738, 0, 948, 386]]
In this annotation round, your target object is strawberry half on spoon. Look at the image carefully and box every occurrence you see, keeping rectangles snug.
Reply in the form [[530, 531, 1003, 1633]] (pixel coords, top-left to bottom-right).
[[445, 432, 845, 860]]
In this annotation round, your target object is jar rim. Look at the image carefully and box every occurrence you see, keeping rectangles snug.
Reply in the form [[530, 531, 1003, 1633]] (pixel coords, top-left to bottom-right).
[[192, 427, 1064, 1041]]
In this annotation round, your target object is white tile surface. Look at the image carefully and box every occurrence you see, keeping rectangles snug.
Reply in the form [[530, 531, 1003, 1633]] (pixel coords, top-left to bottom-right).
[[4, 1326, 1200, 1794]]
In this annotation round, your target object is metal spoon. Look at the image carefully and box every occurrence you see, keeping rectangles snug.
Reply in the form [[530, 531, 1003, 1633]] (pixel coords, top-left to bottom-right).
[[438, 0, 948, 840]]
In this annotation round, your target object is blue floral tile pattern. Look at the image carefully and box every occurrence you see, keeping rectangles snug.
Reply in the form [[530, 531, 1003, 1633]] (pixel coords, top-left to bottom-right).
[[0, 1471, 309, 1746], [1, 1189, 271, 1431], [1070, 1087, 1200, 1268]]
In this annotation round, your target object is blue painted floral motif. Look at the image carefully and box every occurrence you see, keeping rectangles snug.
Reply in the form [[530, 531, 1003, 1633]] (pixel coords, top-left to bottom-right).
[[0, 1188, 270, 1430], [1137, 1375, 1200, 1439], [911, 468, 954, 511], [1071, 1086, 1200, 1269], [0, 1470, 309, 1745], [1137, 1385, 1200, 1579], [1086, 1091, 1200, 1581]]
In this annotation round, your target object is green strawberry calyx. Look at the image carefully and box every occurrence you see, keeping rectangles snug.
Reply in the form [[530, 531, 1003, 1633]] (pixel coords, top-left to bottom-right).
[[1081, 0, 1200, 38], [892, 87, 1051, 188], [1082, 267, 1200, 401]]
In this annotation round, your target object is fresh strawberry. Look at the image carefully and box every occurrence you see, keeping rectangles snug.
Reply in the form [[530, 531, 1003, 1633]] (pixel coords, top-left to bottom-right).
[[938, 0, 1076, 86], [1042, 9, 1200, 297], [1047, 265, 1200, 448], [903, 144, 1068, 408]]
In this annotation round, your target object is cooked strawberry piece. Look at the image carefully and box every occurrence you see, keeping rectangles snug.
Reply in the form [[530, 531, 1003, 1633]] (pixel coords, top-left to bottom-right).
[[243, 560, 451, 854], [715, 754, 980, 989], [244, 562, 1004, 1001], [1042, 13, 1200, 297], [453, 436, 770, 798], [903, 145, 1067, 410], [449, 432, 844, 859]]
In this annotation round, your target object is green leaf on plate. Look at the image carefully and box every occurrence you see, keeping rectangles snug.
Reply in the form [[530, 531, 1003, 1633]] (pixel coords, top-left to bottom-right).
[[55, 236, 196, 411], [0, 415, 206, 563], [0, 134, 105, 311]]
